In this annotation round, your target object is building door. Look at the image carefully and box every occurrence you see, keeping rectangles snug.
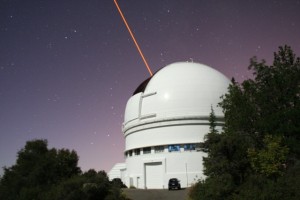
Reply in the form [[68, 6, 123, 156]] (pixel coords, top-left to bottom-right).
[[130, 177, 133, 187], [145, 162, 163, 189]]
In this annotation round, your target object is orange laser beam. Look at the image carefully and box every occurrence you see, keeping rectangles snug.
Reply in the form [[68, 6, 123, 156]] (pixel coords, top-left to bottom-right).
[[114, 0, 153, 76]]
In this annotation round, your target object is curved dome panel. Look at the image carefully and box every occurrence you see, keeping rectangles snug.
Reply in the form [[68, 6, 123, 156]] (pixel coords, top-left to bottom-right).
[[140, 62, 230, 119]]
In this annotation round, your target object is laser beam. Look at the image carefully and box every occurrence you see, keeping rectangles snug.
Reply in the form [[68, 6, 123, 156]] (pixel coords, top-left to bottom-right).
[[114, 0, 153, 76]]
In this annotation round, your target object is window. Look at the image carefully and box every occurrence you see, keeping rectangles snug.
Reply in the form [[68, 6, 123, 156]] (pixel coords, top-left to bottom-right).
[[134, 148, 140, 156], [168, 145, 180, 152], [184, 144, 196, 151], [143, 147, 151, 154], [128, 150, 132, 157], [155, 146, 164, 153]]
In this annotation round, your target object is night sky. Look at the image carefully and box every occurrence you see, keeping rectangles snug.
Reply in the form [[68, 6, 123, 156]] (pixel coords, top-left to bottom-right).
[[1, 0, 299, 175]]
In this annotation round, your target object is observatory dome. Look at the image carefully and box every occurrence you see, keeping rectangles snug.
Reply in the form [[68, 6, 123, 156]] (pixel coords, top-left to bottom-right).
[[110, 62, 231, 189], [124, 62, 231, 129]]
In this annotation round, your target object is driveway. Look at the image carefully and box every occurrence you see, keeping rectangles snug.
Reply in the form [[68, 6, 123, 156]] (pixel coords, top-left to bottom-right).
[[123, 188, 190, 200]]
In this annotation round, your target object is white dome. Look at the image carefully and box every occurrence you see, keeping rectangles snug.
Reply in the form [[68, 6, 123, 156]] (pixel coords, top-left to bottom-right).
[[124, 62, 231, 128], [117, 62, 231, 189], [145, 62, 229, 117]]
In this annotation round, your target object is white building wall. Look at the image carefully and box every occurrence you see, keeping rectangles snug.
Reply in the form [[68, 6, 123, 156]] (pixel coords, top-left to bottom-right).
[[108, 163, 126, 181], [123, 149, 206, 189], [125, 123, 209, 150]]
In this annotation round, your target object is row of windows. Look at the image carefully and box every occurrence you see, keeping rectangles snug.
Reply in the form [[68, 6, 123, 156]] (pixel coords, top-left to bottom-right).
[[125, 143, 200, 157]]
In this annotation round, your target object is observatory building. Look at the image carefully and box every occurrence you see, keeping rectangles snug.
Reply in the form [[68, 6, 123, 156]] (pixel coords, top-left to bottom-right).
[[108, 62, 230, 189]]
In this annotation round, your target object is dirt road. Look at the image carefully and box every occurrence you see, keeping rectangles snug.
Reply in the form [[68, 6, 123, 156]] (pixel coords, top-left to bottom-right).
[[123, 188, 190, 200]]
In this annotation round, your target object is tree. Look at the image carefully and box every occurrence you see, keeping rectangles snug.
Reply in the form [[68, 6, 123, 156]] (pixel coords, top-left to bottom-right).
[[190, 45, 300, 200], [209, 106, 218, 134], [200, 106, 220, 153], [248, 46, 300, 161], [0, 139, 81, 200], [0, 139, 129, 200], [44, 170, 129, 200], [248, 134, 289, 179]]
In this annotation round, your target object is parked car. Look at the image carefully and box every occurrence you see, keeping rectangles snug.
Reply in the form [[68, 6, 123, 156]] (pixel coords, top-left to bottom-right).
[[168, 178, 181, 190]]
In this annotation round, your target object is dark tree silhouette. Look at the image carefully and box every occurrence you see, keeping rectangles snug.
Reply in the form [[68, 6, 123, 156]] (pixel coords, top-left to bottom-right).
[[189, 45, 300, 200]]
